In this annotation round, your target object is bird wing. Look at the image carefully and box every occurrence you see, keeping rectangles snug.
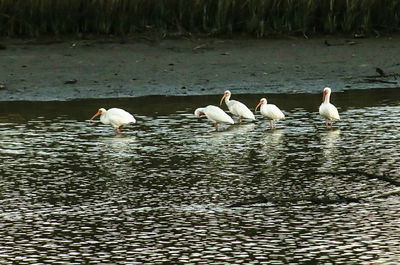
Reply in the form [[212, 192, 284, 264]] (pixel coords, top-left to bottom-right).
[[205, 106, 234, 124], [108, 108, 136, 125], [263, 104, 285, 120], [329, 104, 340, 120], [230, 100, 255, 119], [319, 103, 340, 120]]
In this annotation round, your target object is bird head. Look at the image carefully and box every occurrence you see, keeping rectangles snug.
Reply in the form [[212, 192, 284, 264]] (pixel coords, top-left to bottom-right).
[[90, 108, 106, 121], [220, 90, 231, 106], [194, 108, 206, 117], [322, 87, 331, 102], [255, 98, 266, 111]]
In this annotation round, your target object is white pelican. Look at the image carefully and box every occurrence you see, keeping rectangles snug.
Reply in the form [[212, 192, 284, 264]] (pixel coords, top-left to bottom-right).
[[195, 105, 234, 131], [255, 98, 285, 129], [220, 90, 255, 124], [90, 108, 136, 133], [319, 87, 340, 127]]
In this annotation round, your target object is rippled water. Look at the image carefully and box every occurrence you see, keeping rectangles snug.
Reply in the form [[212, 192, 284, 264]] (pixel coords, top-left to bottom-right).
[[1, 88, 400, 264]]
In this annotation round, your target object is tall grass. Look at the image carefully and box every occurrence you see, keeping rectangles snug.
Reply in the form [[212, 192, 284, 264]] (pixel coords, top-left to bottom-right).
[[1, 0, 400, 37]]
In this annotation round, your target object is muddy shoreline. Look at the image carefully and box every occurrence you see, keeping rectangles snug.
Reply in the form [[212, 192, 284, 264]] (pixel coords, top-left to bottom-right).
[[1, 36, 399, 101]]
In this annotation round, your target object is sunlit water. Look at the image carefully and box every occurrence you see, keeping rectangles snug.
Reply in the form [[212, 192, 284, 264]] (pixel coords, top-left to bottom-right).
[[1, 88, 400, 264]]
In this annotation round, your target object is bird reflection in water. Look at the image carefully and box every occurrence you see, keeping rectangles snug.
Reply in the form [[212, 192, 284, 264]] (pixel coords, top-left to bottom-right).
[[101, 135, 137, 155], [321, 128, 341, 168], [262, 129, 285, 146]]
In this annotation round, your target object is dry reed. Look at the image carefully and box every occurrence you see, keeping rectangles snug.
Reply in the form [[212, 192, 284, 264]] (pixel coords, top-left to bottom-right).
[[1, 0, 399, 37]]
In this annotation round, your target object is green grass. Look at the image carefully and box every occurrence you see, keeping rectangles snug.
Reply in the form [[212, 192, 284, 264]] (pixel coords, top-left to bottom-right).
[[1, 0, 400, 37]]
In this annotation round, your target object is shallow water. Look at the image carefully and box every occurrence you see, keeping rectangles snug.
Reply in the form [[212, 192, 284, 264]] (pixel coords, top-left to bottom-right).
[[1, 88, 400, 264]]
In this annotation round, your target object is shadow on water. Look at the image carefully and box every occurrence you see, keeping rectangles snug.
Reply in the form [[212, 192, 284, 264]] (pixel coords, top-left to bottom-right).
[[1, 87, 400, 264], [1, 87, 400, 120]]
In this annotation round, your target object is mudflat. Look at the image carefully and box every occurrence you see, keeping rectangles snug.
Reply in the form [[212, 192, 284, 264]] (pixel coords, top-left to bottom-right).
[[1, 35, 399, 101]]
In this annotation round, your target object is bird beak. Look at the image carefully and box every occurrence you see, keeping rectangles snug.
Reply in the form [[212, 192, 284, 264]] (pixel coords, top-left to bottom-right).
[[322, 90, 327, 102], [220, 93, 227, 106], [255, 101, 262, 112], [89, 110, 101, 121]]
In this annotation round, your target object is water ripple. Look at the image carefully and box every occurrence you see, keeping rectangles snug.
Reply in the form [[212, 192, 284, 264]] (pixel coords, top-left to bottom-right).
[[0, 92, 400, 263]]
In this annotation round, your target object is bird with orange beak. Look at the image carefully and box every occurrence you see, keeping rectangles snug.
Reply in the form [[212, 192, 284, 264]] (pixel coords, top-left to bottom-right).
[[220, 90, 255, 124], [319, 87, 340, 127], [90, 108, 136, 133], [195, 105, 234, 131], [255, 98, 285, 129]]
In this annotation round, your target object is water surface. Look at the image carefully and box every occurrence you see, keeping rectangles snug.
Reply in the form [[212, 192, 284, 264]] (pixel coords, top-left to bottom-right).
[[1, 88, 400, 264]]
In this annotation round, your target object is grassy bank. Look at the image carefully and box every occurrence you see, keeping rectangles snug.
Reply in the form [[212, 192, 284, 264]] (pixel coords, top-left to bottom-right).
[[1, 0, 400, 37]]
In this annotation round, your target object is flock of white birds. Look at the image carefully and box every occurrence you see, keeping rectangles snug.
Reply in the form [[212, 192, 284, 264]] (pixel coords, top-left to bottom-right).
[[90, 87, 340, 133]]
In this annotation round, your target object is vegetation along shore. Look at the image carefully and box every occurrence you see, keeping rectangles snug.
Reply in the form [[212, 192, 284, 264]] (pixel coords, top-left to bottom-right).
[[1, 0, 400, 38]]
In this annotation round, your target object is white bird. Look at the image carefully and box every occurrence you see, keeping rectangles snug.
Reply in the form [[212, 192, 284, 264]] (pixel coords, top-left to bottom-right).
[[90, 108, 136, 133], [195, 105, 234, 131], [220, 90, 255, 124], [319, 87, 340, 128], [255, 98, 285, 129]]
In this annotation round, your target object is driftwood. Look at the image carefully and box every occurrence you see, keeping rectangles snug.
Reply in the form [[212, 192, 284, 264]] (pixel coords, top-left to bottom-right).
[[229, 170, 399, 207], [375, 67, 386, 77], [318, 169, 400, 186], [64, 79, 78, 84], [324, 40, 359, 46], [228, 193, 361, 208], [363, 78, 397, 84], [362, 67, 399, 84]]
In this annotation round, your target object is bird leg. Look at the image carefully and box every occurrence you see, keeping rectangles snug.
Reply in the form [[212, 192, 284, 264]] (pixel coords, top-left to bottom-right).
[[330, 121, 333, 127], [325, 120, 329, 128], [239, 117, 242, 124], [270, 120, 273, 129], [215, 123, 219, 131], [116, 125, 125, 134]]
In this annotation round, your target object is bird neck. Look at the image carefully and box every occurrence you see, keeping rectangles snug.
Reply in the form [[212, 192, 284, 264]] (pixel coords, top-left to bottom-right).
[[323, 92, 331, 104], [100, 112, 109, 124], [225, 95, 231, 104]]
